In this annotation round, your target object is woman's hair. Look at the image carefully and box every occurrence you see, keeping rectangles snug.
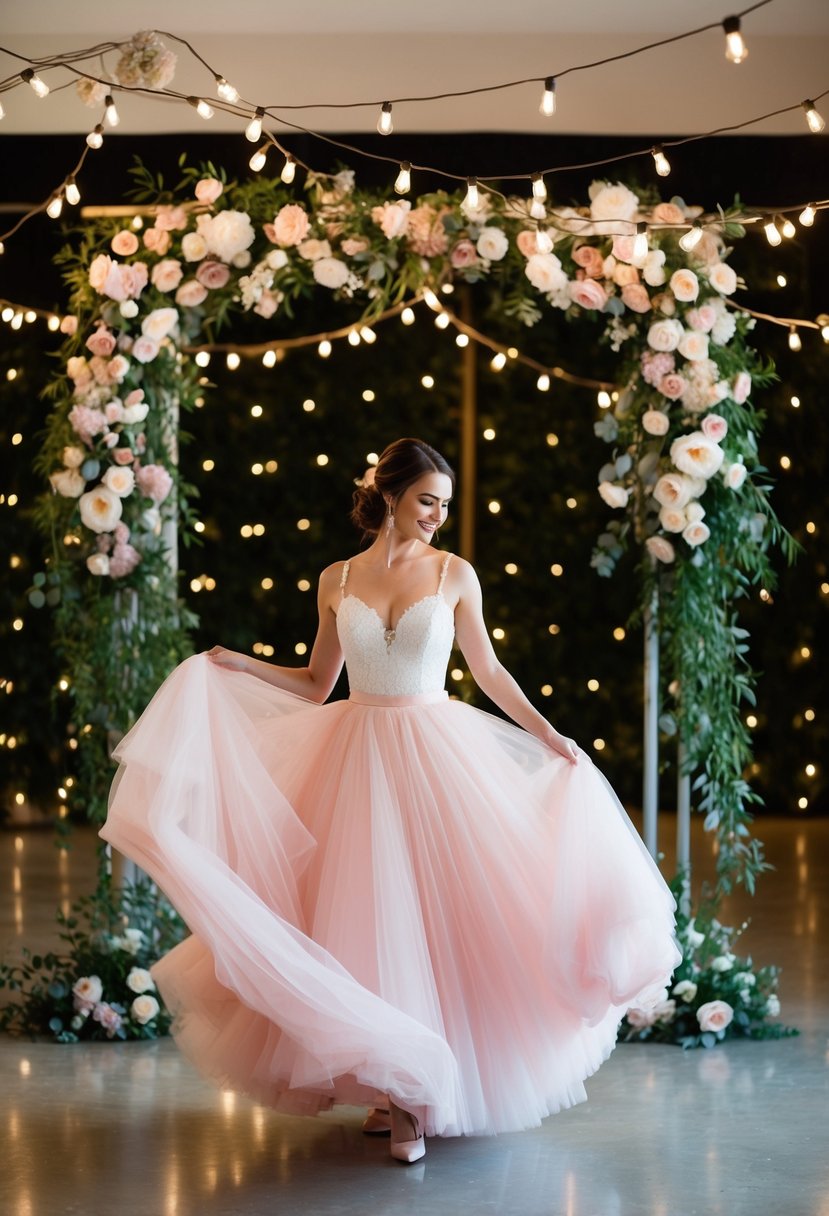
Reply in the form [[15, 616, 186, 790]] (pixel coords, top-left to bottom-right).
[[350, 438, 455, 535]]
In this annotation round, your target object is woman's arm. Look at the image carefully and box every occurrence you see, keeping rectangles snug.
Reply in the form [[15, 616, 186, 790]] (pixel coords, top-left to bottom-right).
[[452, 558, 579, 763], [206, 564, 345, 704]]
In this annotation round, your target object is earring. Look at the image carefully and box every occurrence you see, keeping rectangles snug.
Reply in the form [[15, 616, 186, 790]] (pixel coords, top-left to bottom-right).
[[385, 502, 395, 568]]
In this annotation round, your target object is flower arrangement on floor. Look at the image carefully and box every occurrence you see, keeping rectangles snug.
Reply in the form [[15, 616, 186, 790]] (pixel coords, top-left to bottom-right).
[[0, 879, 184, 1042], [621, 879, 798, 1048]]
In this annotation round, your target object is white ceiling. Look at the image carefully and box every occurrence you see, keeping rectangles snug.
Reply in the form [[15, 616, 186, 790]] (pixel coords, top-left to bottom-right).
[[1, 0, 828, 136]]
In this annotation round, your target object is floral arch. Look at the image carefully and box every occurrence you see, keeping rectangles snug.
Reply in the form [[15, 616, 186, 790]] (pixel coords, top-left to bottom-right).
[[37, 163, 792, 905]]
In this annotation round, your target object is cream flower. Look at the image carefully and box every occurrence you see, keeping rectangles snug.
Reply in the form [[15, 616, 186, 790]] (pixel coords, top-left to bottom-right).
[[672, 979, 698, 1001], [598, 481, 629, 509], [181, 233, 209, 262], [670, 432, 725, 480], [312, 257, 350, 289], [50, 469, 86, 498], [696, 999, 734, 1032], [476, 227, 509, 262], [86, 553, 110, 576], [126, 967, 155, 994], [647, 319, 684, 352], [297, 238, 332, 262], [141, 307, 179, 341], [685, 501, 706, 524], [701, 413, 728, 443], [642, 409, 670, 436], [653, 473, 694, 509], [62, 445, 85, 469], [79, 485, 123, 533], [72, 975, 103, 1006], [589, 182, 639, 234], [669, 268, 700, 302], [707, 262, 738, 295], [524, 253, 567, 294], [197, 210, 255, 263], [102, 466, 135, 497], [131, 994, 160, 1025], [682, 520, 711, 547], [678, 330, 709, 361], [723, 461, 747, 489], [645, 535, 676, 564], [659, 505, 687, 533], [643, 249, 667, 287]]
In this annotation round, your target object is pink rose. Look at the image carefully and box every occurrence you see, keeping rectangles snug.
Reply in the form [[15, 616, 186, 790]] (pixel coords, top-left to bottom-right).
[[341, 237, 369, 256], [697, 1000, 734, 1033], [88, 254, 113, 292], [612, 234, 637, 263], [194, 177, 223, 204], [652, 202, 686, 225], [571, 244, 605, 278], [701, 413, 728, 443], [131, 336, 160, 364], [60, 314, 78, 335], [642, 409, 669, 436], [621, 283, 651, 313], [102, 262, 148, 302], [568, 279, 608, 311], [114, 447, 134, 465], [646, 535, 676, 564], [154, 205, 188, 233], [262, 222, 278, 245], [136, 463, 173, 504], [195, 260, 231, 289], [175, 280, 208, 308], [151, 259, 184, 293], [143, 227, 172, 255], [614, 262, 640, 287], [107, 355, 130, 383], [687, 305, 717, 332], [272, 204, 311, 247], [111, 230, 139, 256], [732, 371, 752, 404], [86, 327, 117, 358], [659, 373, 687, 400], [105, 400, 124, 423], [124, 389, 144, 407], [450, 239, 478, 268], [626, 1006, 659, 1030], [92, 1001, 123, 1038], [516, 230, 538, 258], [253, 290, 281, 319]]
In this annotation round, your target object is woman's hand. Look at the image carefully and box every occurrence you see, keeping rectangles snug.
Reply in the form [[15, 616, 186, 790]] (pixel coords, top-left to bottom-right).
[[205, 646, 249, 672], [540, 725, 580, 765]]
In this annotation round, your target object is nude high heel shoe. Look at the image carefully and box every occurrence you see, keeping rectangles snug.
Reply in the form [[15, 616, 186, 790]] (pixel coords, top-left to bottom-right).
[[361, 1107, 391, 1135], [389, 1101, 425, 1164]]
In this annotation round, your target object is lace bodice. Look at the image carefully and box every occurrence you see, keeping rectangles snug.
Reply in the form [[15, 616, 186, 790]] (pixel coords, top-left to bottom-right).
[[336, 555, 454, 696]]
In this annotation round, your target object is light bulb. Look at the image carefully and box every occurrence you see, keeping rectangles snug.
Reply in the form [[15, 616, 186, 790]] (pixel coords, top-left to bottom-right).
[[435, 312, 451, 330], [464, 177, 479, 210], [348, 329, 361, 346], [249, 145, 268, 172], [245, 109, 264, 142], [535, 227, 553, 254], [422, 288, 441, 311], [280, 155, 296, 184], [64, 176, 80, 206], [723, 16, 748, 63], [799, 203, 816, 227], [801, 101, 825, 134], [679, 223, 703, 252], [401, 307, 415, 326], [632, 222, 649, 265], [539, 76, 556, 117], [46, 193, 63, 219], [651, 146, 671, 177], [104, 94, 120, 128], [530, 199, 546, 221], [376, 102, 393, 135], [780, 217, 796, 239], [318, 340, 332, 358], [21, 68, 49, 98], [0, 100, 5, 120], [226, 352, 241, 370], [360, 326, 377, 344], [189, 96, 214, 120], [764, 219, 782, 247], [215, 76, 239, 104], [537, 374, 551, 392], [86, 124, 104, 149], [394, 161, 411, 194], [262, 349, 277, 368], [819, 316, 829, 343], [531, 173, 547, 201], [490, 352, 507, 371], [788, 326, 802, 352]]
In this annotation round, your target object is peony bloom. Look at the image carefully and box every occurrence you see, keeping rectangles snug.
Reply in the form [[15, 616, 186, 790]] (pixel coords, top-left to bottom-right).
[[525, 253, 568, 295], [569, 278, 608, 311], [707, 262, 738, 295], [669, 268, 700, 302], [659, 505, 687, 534], [109, 542, 141, 578], [102, 466, 135, 497], [312, 257, 350, 290], [86, 553, 110, 576], [154, 205, 188, 233], [371, 200, 411, 240], [175, 280, 209, 308], [406, 204, 449, 257], [450, 239, 478, 269], [271, 203, 311, 247], [653, 472, 694, 509], [72, 974, 103, 1013], [136, 463, 173, 504], [589, 181, 639, 234], [641, 350, 675, 386], [196, 210, 255, 263], [672, 979, 698, 1002], [621, 283, 651, 313], [701, 413, 728, 443], [645, 535, 676, 564], [131, 994, 161, 1025], [476, 227, 509, 262], [195, 260, 231, 289], [682, 520, 711, 547], [642, 409, 670, 436], [678, 330, 710, 362], [143, 227, 172, 256], [151, 259, 184, 293], [647, 319, 684, 352], [68, 404, 108, 444], [572, 244, 605, 278], [598, 481, 629, 509], [194, 177, 223, 204], [102, 261, 148, 302], [723, 461, 747, 490], [50, 469, 86, 498], [131, 336, 160, 364], [79, 485, 123, 533], [732, 371, 752, 404], [127, 967, 155, 994], [142, 307, 179, 341], [671, 432, 725, 480], [696, 1000, 734, 1033]]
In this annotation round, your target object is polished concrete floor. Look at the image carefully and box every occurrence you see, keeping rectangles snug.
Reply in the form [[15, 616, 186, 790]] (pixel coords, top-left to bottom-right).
[[1, 816, 827, 1216]]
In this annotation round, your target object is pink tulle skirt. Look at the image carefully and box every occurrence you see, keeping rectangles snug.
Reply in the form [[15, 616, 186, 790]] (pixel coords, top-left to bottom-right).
[[101, 654, 679, 1137]]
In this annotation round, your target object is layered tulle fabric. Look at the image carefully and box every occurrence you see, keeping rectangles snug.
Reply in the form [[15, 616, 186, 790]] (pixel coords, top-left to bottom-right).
[[102, 654, 679, 1137]]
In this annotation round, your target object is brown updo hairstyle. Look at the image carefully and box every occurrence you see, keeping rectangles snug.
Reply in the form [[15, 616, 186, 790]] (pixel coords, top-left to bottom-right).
[[350, 438, 455, 536]]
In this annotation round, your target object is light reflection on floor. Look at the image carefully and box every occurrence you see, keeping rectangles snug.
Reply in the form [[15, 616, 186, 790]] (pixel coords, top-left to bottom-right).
[[1, 818, 827, 1216]]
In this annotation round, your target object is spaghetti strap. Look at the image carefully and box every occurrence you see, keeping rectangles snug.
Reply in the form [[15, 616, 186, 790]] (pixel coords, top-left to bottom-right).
[[339, 561, 351, 598], [437, 553, 451, 594]]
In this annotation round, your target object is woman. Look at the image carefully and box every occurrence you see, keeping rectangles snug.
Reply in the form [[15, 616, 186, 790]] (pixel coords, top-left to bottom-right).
[[102, 437, 679, 1165]]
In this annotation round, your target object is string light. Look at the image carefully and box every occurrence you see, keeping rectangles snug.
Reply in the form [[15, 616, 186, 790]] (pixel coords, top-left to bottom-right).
[[215, 75, 239, 104], [360, 326, 377, 344], [226, 351, 241, 369], [86, 124, 104, 149], [530, 198, 547, 221], [104, 94, 120, 128], [464, 177, 479, 210], [21, 68, 49, 98], [764, 219, 782, 246], [780, 217, 796, 239], [632, 222, 649, 264], [801, 100, 825, 134], [537, 373, 551, 392], [245, 108, 264, 142], [788, 326, 802, 351], [400, 307, 415, 325], [776, 274, 787, 287], [46, 193, 63, 220], [280, 155, 296, 184], [722, 16, 748, 64], [490, 352, 507, 371], [531, 173, 547, 201], [376, 102, 393, 135], [188, 96, 214, 120], [799, 203, 816, 227], [348, 329, 361, 346], [194, 351, 210, 368], [394, 162, 412, 195], [818, 314, 829, 342], [318, 339, 331, 358], [651, 146, 671, 177], [539, 76, 556, 117], [422, 288, 441, 311], [535, 227, 554, 254], [262, 349, 277, 367], [435, 312, 451, 330], [64, 176, 80, 206], [249, 144, 269, 172]]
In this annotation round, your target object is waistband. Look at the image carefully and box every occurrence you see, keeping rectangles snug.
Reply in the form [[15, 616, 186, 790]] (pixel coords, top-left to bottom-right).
[[348, 689, 449, 707]]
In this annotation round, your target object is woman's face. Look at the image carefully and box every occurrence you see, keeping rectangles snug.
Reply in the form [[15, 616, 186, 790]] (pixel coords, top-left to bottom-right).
[[389, 472, 453, 545]]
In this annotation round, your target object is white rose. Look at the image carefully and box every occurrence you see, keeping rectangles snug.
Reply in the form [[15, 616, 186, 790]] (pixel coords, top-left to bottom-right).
[[126, 967, 155, 994], [50, 469, 86, 498], [131, 994, 160, 1025], [653, 473, 694, 509], [62, 445, 85, 468], [659, 505, 687, 533], [647, 319, 684, 352], [685, 500, 706, 523], [73, 975, 103, 1005], [672, 979, 698, 1002], [686, 922, 705, 949], [669, 268, 700, 302], [266, 249, 289, 271], [766, 994, 781, 1016], [723, 460, 747, 490], [122, 403, 150, 425], [643, 249, 667, 287], [232, 250, 252, 269], [79, 485, 123, 533], [642, 409, 670, 436], [678, 330, 710, 361], [181, 232, 208, 262], [119, 300, 139, 319], [598, 481, 629, 509], [683, 520, 711, 547], [708, 262, 738, 295], [524, 253, 567, 294], [711, 311, 737, 346], [196, 210, 255, 263], [670, 432, 725, 480], [102, 465, 135, 497], [589, 182, 639, 234], [123, 927, 145, 952], [711, 954, 735, 972], [312, 257, 350, 290], [476, 227, 509, 262], [645, 535, 676, 564], [86, 553, 110, 576], [141, 307, 179, 341]]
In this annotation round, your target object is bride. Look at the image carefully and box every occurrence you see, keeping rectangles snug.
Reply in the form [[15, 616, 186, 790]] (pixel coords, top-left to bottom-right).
[[102, 436, 679, 1165]]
